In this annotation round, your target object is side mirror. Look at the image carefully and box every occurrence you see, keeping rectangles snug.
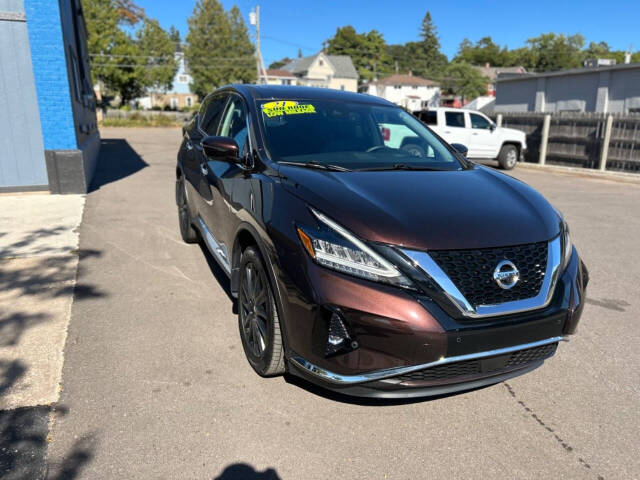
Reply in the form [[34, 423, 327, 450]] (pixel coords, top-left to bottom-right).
[[201, 136, 239, 162], [489, 123, 496, 132], [451, 143, 468, 158]]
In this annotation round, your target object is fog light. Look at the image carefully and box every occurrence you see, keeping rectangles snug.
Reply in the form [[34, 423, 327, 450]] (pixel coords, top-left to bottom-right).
[[325, 311, 358, 357]]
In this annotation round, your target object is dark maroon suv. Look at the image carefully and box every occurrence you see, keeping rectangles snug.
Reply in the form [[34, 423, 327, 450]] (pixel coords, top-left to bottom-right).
[[176, 85, 588, 398]]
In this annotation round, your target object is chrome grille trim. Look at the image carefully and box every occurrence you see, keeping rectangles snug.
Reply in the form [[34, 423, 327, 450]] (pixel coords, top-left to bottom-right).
[[401, 236, 562, 318]]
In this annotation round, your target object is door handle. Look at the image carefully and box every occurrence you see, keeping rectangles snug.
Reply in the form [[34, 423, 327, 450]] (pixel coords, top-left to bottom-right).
[[200, 163, 208, 176], [186, 140, 193, 151]]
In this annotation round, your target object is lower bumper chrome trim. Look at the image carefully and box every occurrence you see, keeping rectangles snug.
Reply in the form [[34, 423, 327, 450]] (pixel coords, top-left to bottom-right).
[[289, 336, 563, 385]]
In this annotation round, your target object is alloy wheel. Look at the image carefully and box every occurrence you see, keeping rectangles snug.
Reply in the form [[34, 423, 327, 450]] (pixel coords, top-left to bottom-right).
[[240, 262, 269, 358]]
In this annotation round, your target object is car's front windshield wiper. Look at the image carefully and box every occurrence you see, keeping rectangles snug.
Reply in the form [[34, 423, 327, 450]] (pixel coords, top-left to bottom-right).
[[357, 163, 448, 172], [278, 160, 351, 172]]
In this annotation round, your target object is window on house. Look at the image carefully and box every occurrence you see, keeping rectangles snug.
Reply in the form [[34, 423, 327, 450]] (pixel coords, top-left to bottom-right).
[[178, 75, 188, 83], [412, 86, 418, 89], [341, 85, 345, 90], [394, 85, 401, 89], [170, 98, 179, 109], [319, 60, 324, 66], [186, 96, 193, 107]]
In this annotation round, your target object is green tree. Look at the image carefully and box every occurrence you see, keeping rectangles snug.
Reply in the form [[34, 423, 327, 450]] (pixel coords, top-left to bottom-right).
[[522, 33, 585, 71], [185, 0, 255, 97], [442, 62, 488, 100], [169, 26, 181, 46], [454, 36, 511, 66], [137, 19, 178, 93], [226, 6, 256, 84], [388, 12, 447, 78], [83, 0, 147, 104], [327, 26, 392, 82], [269, 57, 292, 69]]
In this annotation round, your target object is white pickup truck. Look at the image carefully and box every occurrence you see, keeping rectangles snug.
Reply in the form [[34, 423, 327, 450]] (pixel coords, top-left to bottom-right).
[[413, 108, 527, 169]]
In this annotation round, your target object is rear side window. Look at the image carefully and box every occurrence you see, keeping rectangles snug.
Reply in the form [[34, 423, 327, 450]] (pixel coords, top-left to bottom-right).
[[200, 94, 228, 135], [445, 111, 465, 128], [470, 113, 492, 129], [420, 111, 437, 125]]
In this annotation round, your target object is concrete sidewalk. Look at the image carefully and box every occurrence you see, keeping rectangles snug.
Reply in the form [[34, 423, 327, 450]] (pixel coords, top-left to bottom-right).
[[0, 193, 85, 479]]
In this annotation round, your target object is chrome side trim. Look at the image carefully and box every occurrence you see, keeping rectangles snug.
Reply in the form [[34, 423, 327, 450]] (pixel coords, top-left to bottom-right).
[[290, 336, 562, 385], [401, 236, 562, 318], [196, 216, 231, 274]]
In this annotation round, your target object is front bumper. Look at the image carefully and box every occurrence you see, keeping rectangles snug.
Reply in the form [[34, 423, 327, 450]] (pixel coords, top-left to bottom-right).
[[275, 243, 587, 398]]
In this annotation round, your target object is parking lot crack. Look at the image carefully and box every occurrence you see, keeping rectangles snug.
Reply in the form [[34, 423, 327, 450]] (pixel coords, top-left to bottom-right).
[[504, 382, 604, 479]]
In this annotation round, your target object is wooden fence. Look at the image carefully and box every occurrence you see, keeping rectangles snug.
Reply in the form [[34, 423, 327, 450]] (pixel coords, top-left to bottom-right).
[[491, 112, 640, 173]]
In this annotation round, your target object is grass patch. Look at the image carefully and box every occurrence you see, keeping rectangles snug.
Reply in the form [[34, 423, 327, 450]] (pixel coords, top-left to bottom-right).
[[101, 112, 181, 128]]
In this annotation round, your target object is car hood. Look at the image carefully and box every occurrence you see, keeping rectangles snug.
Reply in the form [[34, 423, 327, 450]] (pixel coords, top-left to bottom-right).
[[279, 164, 560, 251], [498, 127, 526, 139]]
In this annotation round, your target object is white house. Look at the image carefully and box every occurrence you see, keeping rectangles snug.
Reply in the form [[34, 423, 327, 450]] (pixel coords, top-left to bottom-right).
[[264, 69, 298, 86], [138, 52, 195, 110], [280, 52, 358, 92], [363, 74, 440, 111]]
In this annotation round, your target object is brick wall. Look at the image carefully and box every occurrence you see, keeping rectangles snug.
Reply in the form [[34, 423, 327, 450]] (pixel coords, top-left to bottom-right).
[[24, 0, 77, 150]]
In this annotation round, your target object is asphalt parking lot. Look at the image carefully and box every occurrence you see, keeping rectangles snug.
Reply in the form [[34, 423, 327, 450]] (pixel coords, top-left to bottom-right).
[[43, 127, 640, 479]]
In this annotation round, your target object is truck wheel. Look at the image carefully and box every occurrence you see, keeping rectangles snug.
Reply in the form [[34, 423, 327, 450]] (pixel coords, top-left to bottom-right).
[[498, 145, 518, 170]]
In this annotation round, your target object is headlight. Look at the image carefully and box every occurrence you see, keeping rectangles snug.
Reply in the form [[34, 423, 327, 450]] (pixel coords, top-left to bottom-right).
[[297, 208, 413, 288]]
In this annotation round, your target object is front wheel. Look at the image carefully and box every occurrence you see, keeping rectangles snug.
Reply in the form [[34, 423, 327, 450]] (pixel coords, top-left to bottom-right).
[[238, 246, 286, 377], [498, 144, 518, 170]]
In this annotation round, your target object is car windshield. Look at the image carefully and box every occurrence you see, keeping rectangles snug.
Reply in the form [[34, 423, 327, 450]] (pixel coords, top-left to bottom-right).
[[257, 99, 465, 171]]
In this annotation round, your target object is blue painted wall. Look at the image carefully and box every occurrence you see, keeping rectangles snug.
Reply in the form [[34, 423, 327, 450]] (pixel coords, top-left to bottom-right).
[[24, 0, 77, 150]]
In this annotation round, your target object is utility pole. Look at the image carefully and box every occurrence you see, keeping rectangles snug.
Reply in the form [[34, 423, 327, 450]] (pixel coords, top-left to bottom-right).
[[250, 6, 268, 84]]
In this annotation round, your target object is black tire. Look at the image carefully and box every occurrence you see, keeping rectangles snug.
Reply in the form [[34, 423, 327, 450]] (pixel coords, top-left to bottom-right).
[[498, 144, 518, 170], [176, 176, 198, 243], [238, 246, 285, 377]]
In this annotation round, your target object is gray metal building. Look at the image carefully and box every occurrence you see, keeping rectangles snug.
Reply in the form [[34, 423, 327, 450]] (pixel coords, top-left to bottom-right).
[[495, 63, 640, 114], [0, 0, 99, 193]]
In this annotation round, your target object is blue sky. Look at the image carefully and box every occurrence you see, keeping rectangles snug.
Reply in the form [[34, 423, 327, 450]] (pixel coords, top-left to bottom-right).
[[136, 0, 640, 65]]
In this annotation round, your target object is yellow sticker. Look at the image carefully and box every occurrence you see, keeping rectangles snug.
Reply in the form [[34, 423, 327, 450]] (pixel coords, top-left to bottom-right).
[[262, 100, 316, 118]]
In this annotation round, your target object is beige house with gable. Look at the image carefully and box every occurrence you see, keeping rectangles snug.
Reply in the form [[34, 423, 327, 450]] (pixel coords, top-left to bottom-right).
[[278, 52, 358, 92]]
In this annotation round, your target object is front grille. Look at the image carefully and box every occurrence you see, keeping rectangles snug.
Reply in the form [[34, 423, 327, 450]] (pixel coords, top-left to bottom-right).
[[429, 242, 548, 308], [506, 342, 557, 367], [393, 343, 557, 383]]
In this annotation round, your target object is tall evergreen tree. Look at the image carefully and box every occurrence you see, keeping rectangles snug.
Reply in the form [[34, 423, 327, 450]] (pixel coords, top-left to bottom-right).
[[185, 0, 255, 98], [227, 6, 257, 84], [388, 11, 447, 79], [169, 26, 181, 47]]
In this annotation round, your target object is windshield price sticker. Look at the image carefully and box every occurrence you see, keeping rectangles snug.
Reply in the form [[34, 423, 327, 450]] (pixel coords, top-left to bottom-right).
[[262, 101, 316, 117]]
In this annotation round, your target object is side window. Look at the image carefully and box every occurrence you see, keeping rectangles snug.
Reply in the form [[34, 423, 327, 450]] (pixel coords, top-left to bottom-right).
[[219, 96, 249, 154], [445, 111, 465, 128], [200, 94, 228, 135], [420, 111, 437, 125], [470, 113, 492, 130]]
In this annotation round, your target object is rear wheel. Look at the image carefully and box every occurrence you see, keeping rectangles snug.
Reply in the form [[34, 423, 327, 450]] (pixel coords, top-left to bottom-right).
[[498, 144, 518, 170], [238, 246, 285, 377], [177, 176, 198, 243]]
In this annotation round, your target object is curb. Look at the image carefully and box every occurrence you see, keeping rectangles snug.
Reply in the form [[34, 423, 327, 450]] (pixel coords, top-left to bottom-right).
[[515, 162, 640, 185]]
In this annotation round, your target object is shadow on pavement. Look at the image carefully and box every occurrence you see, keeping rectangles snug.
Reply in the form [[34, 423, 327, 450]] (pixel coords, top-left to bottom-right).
[[89, 138, 148, 192], [213, 463, 281, 480], [47, 433, 97, 480]]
